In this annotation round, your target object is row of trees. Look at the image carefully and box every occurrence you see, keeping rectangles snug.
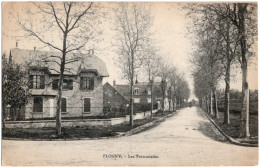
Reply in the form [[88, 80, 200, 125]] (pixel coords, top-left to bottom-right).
[[114, 3, 190, 128], [186, 3, 257, 138]]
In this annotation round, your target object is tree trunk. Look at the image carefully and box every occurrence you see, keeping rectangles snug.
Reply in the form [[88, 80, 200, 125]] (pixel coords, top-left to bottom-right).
[[150, 81, 153, 120], [174, 95, 177, 111], [214, 90, 219, 118], [56, 52, 66, 135], [210, 89, 214, 115], [162, 93, 165, 115], [206, 97, 209, 113], [173, 86, 176, 111], [223, 75, 230, 124], [2, 105, 6, 134], [241, 60, 250, 137], [130, 51, 134, 129], [239, 6, 250, 137], [168, 99, 171, 112]]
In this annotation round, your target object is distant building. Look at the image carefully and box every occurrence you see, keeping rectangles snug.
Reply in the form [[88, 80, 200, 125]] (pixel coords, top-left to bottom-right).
[[103, 82, 129, 116], [9, 47, 109, 119], [113, 80, 170, 111]]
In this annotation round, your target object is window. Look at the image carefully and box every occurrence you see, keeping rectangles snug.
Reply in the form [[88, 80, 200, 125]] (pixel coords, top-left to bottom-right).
[[63, 79, 73, 90], [29, 75, 45, 89], [80, 77, 94, 90], [147, 89, 151, 95], [134, 88, 139, 95], [133, 98, 140, 103], [33, 97, 43, 112], [52, 79, 73, 90], [156, 98, 162, 101], [84, 98, 91, 113], [61, 98, 67, 113], [147, 98, 151, 103]]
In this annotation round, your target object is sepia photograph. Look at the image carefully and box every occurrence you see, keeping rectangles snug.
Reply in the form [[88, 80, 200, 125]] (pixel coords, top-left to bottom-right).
[[1, 1, 258, 166]]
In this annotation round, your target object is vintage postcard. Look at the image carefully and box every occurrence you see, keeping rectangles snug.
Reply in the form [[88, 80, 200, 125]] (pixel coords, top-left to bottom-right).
[[1, 1, 258, 166]]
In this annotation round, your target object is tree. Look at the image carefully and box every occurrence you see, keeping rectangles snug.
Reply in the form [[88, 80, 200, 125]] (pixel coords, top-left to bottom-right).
[[185, 3, 257, 136], [17, 2, 102, 135], [2, 53, 31, 132], [168, 66, 178, 111], [114, 3, 153, 128], [143, 46, 160, 119], [225, 3, 257, 137], [158, 61, 170, 114], [175, 76, 190, 108]]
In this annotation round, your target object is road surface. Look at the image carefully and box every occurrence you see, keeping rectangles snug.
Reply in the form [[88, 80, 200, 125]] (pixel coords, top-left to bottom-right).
[[2, 107, 258, 166]]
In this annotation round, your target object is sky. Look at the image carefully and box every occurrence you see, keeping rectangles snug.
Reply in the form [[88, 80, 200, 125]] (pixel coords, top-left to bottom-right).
[[2, 2, 258, 101]]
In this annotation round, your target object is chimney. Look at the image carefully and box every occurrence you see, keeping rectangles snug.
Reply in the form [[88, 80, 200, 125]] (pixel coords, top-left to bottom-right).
[[34, 47, 36, 52], [16, 41, 18, 48], [135, 75, 138, 84], [113, 80, 116, 86]]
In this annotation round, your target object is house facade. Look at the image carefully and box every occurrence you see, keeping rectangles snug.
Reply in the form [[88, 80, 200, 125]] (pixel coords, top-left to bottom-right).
[[9, 48, 109, 119], [103, 82, 129, 116], [113, 81, 170, 111]]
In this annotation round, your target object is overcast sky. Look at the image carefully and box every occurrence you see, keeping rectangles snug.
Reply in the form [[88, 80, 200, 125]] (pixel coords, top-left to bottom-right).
[[2, 2, 258, 101]]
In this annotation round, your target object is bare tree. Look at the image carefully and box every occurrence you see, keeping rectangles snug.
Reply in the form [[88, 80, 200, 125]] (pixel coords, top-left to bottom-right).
[[114, 3, 153, 128], [158, 61, 170, 114], [143, 46, 160, 120], [16, 2, 102, 135], [168, 66, 179, 111]]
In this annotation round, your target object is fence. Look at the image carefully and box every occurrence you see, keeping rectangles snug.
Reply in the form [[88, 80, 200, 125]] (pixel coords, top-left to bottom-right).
[[4, 104, 158, 121], [5, 106, 108, 121], [5, 109, 159, 129]]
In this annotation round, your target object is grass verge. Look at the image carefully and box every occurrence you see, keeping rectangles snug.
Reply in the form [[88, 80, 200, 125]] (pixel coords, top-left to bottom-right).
[[205, 109, 258, 144]]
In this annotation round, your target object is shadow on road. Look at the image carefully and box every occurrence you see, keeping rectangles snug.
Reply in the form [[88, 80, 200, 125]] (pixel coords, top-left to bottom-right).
[[196, 109, 228, 144]]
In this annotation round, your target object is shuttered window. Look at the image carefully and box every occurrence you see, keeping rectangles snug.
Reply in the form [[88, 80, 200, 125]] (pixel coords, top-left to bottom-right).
[[52, 79, 73, 90], [83, 98, 91, 113], [29, 75, 45, 89], [33, 97, 43, 112], [61, 98, 67, 113], [80, 77, 94, 90], [52, 79, 59, 90]]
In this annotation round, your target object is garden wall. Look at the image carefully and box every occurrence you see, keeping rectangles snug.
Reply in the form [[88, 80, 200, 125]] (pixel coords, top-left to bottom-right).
[[6, 109, 159, 129]]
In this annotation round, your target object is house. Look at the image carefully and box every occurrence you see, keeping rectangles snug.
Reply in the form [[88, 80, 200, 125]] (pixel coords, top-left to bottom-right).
[[113, 80, 170, 112], [103, 82, 129, 116], [9, 47, 109, 119]]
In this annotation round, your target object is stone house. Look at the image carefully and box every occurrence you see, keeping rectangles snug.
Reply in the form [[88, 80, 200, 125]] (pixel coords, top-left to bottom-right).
[[103, 82, 129, 116], [113, 81, 170, 111], [9, 47, 109, 119]]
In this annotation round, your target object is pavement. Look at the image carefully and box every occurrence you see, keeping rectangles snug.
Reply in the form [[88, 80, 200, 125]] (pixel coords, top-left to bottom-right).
[[2, 107, 258, 166]]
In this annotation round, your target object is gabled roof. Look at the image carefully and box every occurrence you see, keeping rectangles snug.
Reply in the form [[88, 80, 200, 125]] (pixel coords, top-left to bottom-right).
[[103, 82, 129, 102], [10, 48, 109, 77], [114, 82, 163, 100]]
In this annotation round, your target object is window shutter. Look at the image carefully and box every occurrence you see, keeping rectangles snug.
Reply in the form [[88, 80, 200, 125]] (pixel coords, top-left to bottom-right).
[[90, 78, 94, 90], [80, 77, 83, 90], [52, 79, 58, 90], [29, 75, 33, 89], [68, 80, 73, 90], [61, 98, 67, 112], [40, 75, 45, 89], [84, 98, 91, 112]]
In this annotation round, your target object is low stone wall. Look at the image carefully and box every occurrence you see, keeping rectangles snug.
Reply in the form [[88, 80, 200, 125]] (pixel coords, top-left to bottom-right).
[[6, 109, 159, 129]]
